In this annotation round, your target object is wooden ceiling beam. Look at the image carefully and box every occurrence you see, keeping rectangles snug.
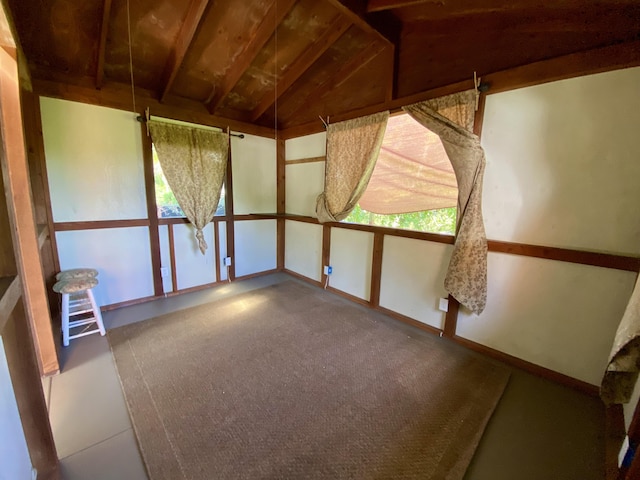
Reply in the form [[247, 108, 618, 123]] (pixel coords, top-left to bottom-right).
[[283, 40, 389, 127], [324, 0, 393, 46], [206, 0, 297, 114], [32, 76, 276, 138], [280, 39, 640, 139], [367, 0, 437, 12], [250, 17, 352, 122], [95, 0, 113, 89], [159, 0, 210, 103]]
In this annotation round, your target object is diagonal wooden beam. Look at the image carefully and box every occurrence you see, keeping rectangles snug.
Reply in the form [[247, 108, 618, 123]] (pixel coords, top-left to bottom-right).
[[284, 40, 388, 126], [95, 0, 113, 89], [206, 0, 297, 114], [250, 17, 351, 122], [324, 0, 393, 46], [367, 0, 437, 12], [159, 0, 210, 102]]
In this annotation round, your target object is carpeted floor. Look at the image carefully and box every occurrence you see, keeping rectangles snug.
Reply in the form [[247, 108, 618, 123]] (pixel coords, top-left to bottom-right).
[[108, 281, 510, 480]]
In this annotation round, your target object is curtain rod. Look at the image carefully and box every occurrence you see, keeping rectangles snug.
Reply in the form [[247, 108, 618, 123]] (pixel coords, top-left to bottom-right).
[[136, 113, 245, 138]]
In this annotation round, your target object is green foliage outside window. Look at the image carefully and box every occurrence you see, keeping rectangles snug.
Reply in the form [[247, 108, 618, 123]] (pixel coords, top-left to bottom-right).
[[344, 204, 456, 235]]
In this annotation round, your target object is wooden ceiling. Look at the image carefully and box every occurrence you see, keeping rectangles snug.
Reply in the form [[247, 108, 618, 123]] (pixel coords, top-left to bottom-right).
[[5, 0, 640, 134]]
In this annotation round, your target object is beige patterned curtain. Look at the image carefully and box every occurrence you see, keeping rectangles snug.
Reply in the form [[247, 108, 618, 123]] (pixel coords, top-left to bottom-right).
[[149, 121, 228, 254], [404, 90, 487, 315], [316, 112, 389, 223], [601, 276, 640, 404]]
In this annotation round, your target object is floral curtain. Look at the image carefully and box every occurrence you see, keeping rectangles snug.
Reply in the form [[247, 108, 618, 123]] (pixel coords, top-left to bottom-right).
[[316, 112, 389, 223], [149, 121, 228, 254], [601, 276, 640, 404], [404, 90, 487, 315]]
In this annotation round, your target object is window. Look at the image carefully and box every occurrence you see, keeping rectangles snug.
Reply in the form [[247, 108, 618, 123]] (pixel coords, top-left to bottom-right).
[[343, 113, 458, 234], [153, 146, 225, 218]]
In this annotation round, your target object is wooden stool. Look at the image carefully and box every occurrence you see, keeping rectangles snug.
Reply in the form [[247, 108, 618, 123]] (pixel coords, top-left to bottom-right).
[[53, 277, 105, 347]]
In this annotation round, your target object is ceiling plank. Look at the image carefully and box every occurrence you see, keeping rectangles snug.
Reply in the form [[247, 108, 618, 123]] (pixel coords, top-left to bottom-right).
[[250, 16, 352, 122], [325, 0, 393, 46], [95, 0, 112, 89], [367, 0, 436, 12], [282, 40, 388, 126], [159, 0, 210, 102], [206, 0, 297, 114]]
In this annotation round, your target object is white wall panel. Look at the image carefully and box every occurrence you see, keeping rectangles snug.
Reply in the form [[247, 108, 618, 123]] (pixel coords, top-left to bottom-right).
[[234, 220, 277, 277], [173, 223, 216, 290], [285, 132, 326, 160], [40, 98, 146, 222], [285, 220, 323, 281], [285, 163, 325, 216], [158, 225, 173, 293], [482, 67, 640, 255], [0, 340, 32, 480], [56, 227, 154, 306], [330, 229, 373, 301], [232, 134, 276, 214], [457, 253, 636, 385], [379, 236, 452, 330]]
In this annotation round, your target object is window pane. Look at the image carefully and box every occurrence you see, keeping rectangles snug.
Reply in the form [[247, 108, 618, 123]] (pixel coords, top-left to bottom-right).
[[344, 205, 456, 235]]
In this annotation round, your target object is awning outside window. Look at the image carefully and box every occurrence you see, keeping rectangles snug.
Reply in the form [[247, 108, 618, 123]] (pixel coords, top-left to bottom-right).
[[358, 113, 458, 214]]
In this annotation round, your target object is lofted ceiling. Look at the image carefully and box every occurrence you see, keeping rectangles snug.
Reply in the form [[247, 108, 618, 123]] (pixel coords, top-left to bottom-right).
[[5, 0, 640, 133]]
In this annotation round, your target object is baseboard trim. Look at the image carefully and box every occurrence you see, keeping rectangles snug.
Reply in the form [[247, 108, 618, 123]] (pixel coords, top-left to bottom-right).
[[375, 305, 442, 337], [605, 404, 625, 480]]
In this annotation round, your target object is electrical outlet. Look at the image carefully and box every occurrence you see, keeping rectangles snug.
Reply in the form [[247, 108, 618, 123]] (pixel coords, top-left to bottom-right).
[[438, 297, 449, 312], [323, 265, 332, 275], [160, 267, 169, 277], [224, 257, 232, 267]]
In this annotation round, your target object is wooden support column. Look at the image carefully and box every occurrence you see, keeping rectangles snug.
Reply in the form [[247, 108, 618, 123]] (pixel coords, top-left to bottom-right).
[[321, 225, 331, 286], [276, 138, 285, 270], [168, 224, 177, 292], [0, 47, 59, 376], [141, 119, 164, 297], [369, 232, 384, 307], [225, 136, 236, 281]]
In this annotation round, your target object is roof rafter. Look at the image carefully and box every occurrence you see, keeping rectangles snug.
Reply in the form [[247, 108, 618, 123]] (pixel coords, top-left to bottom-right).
[[206, 0, 298, 114], [283, 40, 389, 128], [324, 0, 394, 45], [159, 0, 210, 103], [367, 0, 436, 12], [250, 16, 352, 122], [95, 0, 113, 89]]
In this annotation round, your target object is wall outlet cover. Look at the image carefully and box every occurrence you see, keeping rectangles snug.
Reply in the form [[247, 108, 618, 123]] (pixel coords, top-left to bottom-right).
[[160, 267, 169, 277], [323, 265, 332, 275], [224, 257, 232, 267], [438, 297, 449, 312]]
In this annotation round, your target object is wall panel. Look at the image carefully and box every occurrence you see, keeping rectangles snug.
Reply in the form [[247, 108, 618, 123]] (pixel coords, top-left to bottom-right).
[[232, 134, 276, 214], [234, 220, 277, 277], [173, 223, 216, 290], [330, 229, 373, 301], [285, 132, 326, 161], [285, 220, 323, 281]]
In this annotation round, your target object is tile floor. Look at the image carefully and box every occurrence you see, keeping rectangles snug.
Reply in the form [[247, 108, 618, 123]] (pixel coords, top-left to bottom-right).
[[45, 272, 606, 480]]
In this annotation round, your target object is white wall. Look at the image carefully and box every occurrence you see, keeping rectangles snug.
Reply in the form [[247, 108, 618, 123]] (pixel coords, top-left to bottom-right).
[[285, 132, 326, 217], [56, 227, 155, 306], [380, 237, 451, 330], [232, 134, 277, 214], [285, 221, 323, 281], [173, 223, 216, 290], [234, 220, 277, 278], [329, 229, 373, 301], [41, 98, 146, 222], [0, 339, 33, 480]]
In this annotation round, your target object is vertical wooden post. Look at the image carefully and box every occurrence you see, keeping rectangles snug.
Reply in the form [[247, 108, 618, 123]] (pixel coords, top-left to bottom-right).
[[168, 223, 177, 292], [141, 119, 164, 297], [276, 137, 285, 270], [321, 225, 331, 286], [213, 221, 221, 282], [369, 232, 384, 307], [225, 135, 236, 281]]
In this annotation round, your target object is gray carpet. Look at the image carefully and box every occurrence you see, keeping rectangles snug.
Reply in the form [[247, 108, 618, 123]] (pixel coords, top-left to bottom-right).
[[108, 281, 510, 479]]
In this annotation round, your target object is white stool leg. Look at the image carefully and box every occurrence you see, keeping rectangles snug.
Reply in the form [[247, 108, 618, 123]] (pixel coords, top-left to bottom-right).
[[86, 288, 105, 336], [62, 293, 70, 347]]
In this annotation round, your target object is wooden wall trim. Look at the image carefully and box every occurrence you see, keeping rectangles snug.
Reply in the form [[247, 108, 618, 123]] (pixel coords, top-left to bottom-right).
[[280, 40, 640, 140], [0, 275, 20, 332], [322, 225, 331, 287], [442, 295, 459, 338], [376, 304, 442, 337], [369, 232, 384, 308], [53, 219, 150, 231], [225, 139, 236, 281], [283, 268, 323, 288], [168, 224, 177, 292], [605, 404, 626, 480], [452, 335, 599, 396], [285, 156, 326, 165], [326, 285, 370, 307], [277, 138, 285, 270], [141, 121, 164, 297], [214, 221, 221, 281]]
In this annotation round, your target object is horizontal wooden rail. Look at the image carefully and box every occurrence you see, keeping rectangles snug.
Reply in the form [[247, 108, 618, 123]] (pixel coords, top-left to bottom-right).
[[54, 219, 150, 231]]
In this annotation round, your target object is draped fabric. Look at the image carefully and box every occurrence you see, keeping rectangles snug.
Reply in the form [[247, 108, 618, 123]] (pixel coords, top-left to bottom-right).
[[149, 121, 228, 254], [359, 113, 457, 214], [601, 276, 640, 404], [316, 112, 389, 223], [404, 90, 487, 315]]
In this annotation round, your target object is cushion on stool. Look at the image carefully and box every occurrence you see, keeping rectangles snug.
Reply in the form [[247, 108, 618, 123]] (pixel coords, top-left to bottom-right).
[[53, 277, 99, 294], [56, 268, 99, 281]]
